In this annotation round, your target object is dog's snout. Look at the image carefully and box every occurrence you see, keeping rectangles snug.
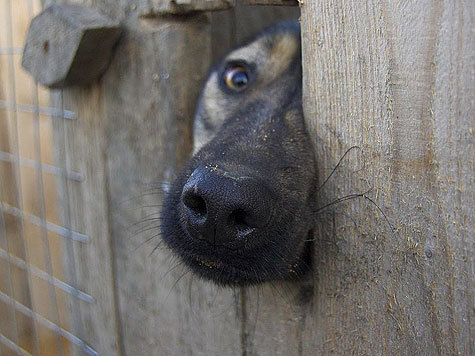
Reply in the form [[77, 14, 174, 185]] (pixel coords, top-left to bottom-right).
[[160, 23, 314, 285], [181, 166, 273, 246]]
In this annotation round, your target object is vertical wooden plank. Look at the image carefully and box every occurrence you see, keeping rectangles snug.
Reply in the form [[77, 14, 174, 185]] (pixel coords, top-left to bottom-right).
[[51, 85, 121, 355], [301, 0, 473, 354], [92, 5, 243, 356]]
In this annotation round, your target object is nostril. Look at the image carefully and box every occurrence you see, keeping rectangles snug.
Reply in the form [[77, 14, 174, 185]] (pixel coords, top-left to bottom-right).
[[181, 166, 273, 246], [228, 208, 254, 234], [183, 192, 207, 217]]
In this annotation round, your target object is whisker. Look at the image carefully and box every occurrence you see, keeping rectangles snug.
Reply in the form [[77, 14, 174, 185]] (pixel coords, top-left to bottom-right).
[[309, 188, 395, 240], [129, 211, 162, 225], [160, 257, 185, 280], [165, 268, 190, 303], [150, 238, 168, 255], [127, 191, 166, 201], [117, 188, 178, 207], [313, 188, 373, 214], [134, 232, 165, 251], [140, 204, 165, 209], [132, 225, 163, 238], [317, 145, 362, 192], [136, 178, 176, 189], [362, 194, 396, 234], [127, 217, 163, 231]]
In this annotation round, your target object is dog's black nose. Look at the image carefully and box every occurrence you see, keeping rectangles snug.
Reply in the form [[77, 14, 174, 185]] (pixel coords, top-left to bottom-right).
[[181, 166, 273, 246]]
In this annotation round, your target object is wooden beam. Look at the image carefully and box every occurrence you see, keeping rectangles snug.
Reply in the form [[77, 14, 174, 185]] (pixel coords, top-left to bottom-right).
[[108, 0, 234, 15], [22, 5, 121, 88], [242, 0, 298, 6], [301, 1, 473, 354]]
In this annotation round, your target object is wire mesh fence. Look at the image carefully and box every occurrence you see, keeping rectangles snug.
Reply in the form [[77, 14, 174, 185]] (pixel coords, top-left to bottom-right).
[[0, 1, 96, 355]]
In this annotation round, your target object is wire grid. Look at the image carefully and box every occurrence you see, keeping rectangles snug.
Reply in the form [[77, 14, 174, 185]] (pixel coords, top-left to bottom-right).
[[0, 1, 96, 355]]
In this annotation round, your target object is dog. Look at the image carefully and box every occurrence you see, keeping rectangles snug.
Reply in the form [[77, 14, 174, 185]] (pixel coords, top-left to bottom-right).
[[160, 22, 317, 286]]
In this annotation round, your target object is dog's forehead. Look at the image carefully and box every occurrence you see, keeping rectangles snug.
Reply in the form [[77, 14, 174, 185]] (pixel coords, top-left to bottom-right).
[[224, 32, 299, 76], [225, 37, 268, 64]]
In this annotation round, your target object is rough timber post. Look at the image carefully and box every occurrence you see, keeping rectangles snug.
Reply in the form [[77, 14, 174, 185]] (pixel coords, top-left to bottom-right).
[[46, 0, 233, 354], [300, 1, 473, 354]]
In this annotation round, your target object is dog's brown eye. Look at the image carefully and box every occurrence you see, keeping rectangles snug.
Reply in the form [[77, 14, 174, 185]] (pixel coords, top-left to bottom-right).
[[224, 66, 249, 91]]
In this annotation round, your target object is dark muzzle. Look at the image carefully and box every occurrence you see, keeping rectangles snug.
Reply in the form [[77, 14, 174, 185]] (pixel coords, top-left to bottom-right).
[[181, 166, 274, 248]]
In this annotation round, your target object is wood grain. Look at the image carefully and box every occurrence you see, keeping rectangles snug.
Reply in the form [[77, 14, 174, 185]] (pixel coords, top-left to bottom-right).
[[301, 1, 474, 354], [51, 86, 121, 355], [242, 0, 298, 6], [45, 0, 474, 354], [22, 4, 121, 88]]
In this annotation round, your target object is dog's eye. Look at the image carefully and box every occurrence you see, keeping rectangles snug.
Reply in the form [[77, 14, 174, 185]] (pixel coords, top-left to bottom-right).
[[224, 66, 249, 92]]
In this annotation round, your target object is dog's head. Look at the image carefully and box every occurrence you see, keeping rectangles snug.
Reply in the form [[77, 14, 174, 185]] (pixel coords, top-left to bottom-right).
[[161, 22, 316, 286]]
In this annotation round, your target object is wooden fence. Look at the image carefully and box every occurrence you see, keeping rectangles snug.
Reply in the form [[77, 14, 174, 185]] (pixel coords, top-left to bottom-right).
[[0, 0, 472, 355]]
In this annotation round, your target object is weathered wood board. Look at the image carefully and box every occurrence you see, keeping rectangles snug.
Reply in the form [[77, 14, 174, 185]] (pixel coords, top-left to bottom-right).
[[301, 1, 474, 354], [22, 4, 121, 88], [51, 87, 121, 356], [47, 0, 473, 354], [242, 0, 298, 6]]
